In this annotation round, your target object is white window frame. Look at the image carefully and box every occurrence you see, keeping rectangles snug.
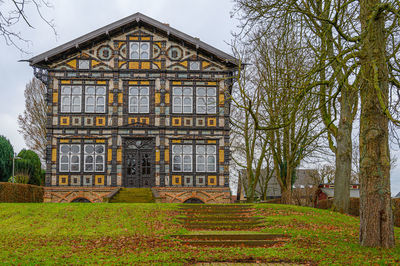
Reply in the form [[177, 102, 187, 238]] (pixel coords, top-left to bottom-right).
[[196, 87, 217, 114], [85, 86, 106, 113], [60, 85, 82, 113], [129, 41, 151, 60], [172, 87, 193, 114], [84, 144, 105, 172], [172, 145, 192, 172], [59, 144, 81, 172], [196, 145, 216, 172], [129, 86, 149, 113]]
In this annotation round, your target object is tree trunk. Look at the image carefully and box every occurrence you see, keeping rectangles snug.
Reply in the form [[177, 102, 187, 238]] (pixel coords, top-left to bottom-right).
[[280, 179, 292, 204], [333, 88, 353, 213], [359, 0, 394, 248]]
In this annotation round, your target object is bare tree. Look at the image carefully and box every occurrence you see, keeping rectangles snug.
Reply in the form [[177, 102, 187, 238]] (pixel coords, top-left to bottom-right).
[[230, 42, 273, 202], [233, 23, 325, 204], [18, 77, 47, 163], [233, 0, 399, 248], [0, 0, 56, 52]]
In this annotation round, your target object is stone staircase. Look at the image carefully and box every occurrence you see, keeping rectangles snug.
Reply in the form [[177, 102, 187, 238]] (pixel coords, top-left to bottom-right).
[[173, 204, 290, 247], [105, 188, 155, 203]]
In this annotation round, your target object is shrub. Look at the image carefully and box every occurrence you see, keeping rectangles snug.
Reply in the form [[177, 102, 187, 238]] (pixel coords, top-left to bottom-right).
[[0, 136, 13, 182], [0, 182, 43, 202]]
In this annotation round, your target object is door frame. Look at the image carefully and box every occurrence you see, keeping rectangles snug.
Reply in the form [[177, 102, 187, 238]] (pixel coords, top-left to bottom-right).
[[122, 137, 155, 188]]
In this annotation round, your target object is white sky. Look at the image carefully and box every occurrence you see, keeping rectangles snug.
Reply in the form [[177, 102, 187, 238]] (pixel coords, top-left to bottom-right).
[[0, 0, 399, 196]]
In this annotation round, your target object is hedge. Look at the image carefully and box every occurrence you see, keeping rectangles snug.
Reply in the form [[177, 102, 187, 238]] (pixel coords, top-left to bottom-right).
[[0, 182, 43, 202], [316, 197, 400, 227]]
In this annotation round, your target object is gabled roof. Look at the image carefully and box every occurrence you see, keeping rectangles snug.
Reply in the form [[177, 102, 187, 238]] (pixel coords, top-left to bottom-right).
[[28, 12, 238, 67], [395, 192, 400, 198]]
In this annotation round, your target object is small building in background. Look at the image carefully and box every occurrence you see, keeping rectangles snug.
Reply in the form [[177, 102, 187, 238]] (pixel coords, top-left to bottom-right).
[[316, 184, 360, 201], [236, 168, 318, 202]]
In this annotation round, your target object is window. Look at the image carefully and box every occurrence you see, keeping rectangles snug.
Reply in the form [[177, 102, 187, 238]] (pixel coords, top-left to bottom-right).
[[85, 86, 106, 113], [129, 42, 150, 59], [196, 145, 216, 172], [61, 86, 82, 113], [84, 145, 105, 172], [189, 61, 200, 70], [172, 87, 193, 113], [196, 87, 217, 114], [59, 144, 80, 172], [129, 86, 149, 113], [172, 145, 192, 172]]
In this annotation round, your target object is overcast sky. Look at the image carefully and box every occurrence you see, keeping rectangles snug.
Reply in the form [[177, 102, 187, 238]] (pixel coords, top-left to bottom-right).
[[0, 0, 399, 195]]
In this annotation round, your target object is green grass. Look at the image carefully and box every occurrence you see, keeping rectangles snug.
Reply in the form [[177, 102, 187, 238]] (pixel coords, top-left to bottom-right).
[[0, 203, 399, 265]]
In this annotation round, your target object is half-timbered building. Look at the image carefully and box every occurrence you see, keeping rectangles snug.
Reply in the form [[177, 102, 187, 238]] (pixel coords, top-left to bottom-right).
[[28, 13, 236, 203]]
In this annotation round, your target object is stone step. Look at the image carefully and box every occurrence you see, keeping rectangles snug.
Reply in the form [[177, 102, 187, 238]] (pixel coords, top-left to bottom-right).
[[178, 217, 264, 222], [179, 204, 253, 209], [107, 188, 155, 203], [180, 239, 286, 247], [172, 234, 289, 241], [183, 224, 263, 230]]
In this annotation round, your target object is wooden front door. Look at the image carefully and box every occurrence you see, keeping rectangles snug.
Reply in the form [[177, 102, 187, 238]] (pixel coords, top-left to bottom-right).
[[124, 138, 155, 187]]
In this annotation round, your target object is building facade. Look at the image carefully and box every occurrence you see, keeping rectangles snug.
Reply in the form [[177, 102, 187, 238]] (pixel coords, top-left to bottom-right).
[[28, 13, 236, 203]]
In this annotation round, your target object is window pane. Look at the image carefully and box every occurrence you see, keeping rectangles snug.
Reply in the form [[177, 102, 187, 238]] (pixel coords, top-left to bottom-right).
[[140, 52, 149, 59], [96, 87, 106, 95], [86, 87, 95, 94], [173, 164, 181, 171], [130, 42, 139, 51], [130, 96, 138, 105], [71, 145, 80, 153], [96, 164, 104, 172], [72, 105, 81, 112], [95, 155, 103, 163], [130, 52, 139, 59], [85, 155, 94, 163], [183, 97, 192, 105], [86, 105, 94, 112], [86, 96, 94, 105], [197, 87, 206, 96], [71, 164, 79, 171], [62, 96, 70, 105], [97, 96, 105, 105], [207, 145, 216, 154], [71, 155, 79, 164], [141, 43, 149, 51], [95, 145, 104, 154], [85, 164, 93, 171], [60, 155, 69, 163], [60, 164, 69, 171], [173, 87, 182, 95], [183, 155, 191, 164], [62, 86, 71, 94], [173, 145, 182, 154], [60, 145, 70, 153], [85, 145, 94, 154], [183, 87, 192, 95], [140, 87, 149, 95], [207, 87, 216, 96], [183, 164, 191, 172], [72, 96, 81, 105], [173, 155, 182, 165], [96, 105, 105, 113], [183, 145, 192, 154], [129, 87, 139, 95], [197, 146, 205, 154], [72, 86, 82, 94]]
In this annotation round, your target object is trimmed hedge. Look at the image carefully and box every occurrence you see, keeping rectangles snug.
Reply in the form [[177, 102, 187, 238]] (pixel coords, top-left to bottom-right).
[[316, 197, 400, 227], [0, 182, 43, 202]]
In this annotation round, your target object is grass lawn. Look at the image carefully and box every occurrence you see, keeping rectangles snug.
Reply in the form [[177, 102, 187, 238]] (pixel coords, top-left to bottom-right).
[[0, 203, 399, 265]]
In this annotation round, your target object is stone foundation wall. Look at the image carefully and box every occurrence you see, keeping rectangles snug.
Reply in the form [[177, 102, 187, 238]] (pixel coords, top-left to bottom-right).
[[44, 186, 231, 203], [153, 187, 231, 203], [44, 187, 117, 203]]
